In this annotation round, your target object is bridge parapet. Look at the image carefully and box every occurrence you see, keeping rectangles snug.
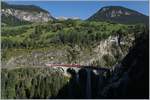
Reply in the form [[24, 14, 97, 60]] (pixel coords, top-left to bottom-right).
[[45, 64, 110, 76]]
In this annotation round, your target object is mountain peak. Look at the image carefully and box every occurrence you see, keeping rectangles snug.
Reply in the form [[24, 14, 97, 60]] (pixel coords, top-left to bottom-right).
[[1, 2, 49, 13], [99, 6, 143, 17], [88, 6, 148, 24]]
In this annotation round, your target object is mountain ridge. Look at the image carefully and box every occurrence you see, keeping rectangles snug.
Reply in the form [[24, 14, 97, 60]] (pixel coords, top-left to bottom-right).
[[2, 2, 49, 13], [1, 2, 54, 26], [88, 6, 149, 24]]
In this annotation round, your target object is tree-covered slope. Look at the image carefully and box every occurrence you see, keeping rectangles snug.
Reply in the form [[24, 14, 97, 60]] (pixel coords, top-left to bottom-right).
[[2, 20, 147, 68], [1, 67, 68, 99], [1, 31, 148, 99], [1, 20, 133, 49]]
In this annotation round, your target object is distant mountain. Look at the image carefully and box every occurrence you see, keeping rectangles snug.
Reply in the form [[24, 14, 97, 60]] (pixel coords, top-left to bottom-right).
[[56, 16, 80, 21], [88, 6, 149, 25], [1, 2, 54, 26]]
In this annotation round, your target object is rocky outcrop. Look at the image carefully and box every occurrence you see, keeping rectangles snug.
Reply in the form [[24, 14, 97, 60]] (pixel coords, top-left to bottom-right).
[[88, 6, 149, 24], [100, 6, 141, 18], [2, 9, 53, 22], [92, 32, 134, 68], [53, 32, 149, 99], [1, 2, 54, 23], [99, 32, 149, 98], [2, 32, 135, 68], [2, 30, 134, 68]]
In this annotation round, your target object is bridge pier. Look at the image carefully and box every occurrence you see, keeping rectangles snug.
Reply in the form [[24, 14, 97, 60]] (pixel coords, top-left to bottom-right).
[[85, 69, 92, 99], [76, 73, 79, 83]]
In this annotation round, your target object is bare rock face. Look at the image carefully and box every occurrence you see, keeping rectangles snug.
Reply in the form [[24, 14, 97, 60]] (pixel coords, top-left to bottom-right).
[[99, 33, 149, 99], [2, 9, 53, 22], [54, 32, 148, 99], [88, 6, 148, 25], [1, 2, 54, 22], [91, 32, 134, 68], [1, 32, 135, 68], [100, 7, 136, 18]]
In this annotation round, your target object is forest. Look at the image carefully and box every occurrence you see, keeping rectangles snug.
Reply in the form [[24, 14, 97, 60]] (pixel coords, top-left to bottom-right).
[[1, 1, 149, 99], [1, 19, 148, 99], [2, 19, 146, 49]]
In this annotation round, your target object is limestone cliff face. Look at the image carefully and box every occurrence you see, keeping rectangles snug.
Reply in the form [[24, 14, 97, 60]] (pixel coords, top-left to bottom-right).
[[53, 33, 149, 99], [1, 33, 135, 68], [1, 2, 54, 22], [99, 32, 149, 99], [2, 9, 53, 22], [91, 32, 134, 68]]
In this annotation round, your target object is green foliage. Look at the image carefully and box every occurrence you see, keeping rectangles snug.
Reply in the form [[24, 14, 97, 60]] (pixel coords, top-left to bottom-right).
[[102, 54, 116, 67], [1, 68, 68, 99], [1, 20, 144, 50], [1, 25, 30, 36]]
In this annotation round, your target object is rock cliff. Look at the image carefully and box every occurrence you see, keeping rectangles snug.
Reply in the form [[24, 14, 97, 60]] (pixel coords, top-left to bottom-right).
[[1, 2, 54, 23]]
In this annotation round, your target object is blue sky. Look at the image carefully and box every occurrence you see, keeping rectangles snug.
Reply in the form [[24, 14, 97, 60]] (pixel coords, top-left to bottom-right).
[[5, 1, 149, 19]]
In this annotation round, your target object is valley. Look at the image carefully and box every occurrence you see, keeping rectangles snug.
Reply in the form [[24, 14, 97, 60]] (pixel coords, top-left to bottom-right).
[[1, 1, 149, 99], [1, 20, 136, 68]]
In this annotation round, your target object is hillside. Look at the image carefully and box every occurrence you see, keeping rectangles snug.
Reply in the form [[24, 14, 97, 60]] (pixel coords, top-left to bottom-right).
[[54, 29, 149, 99], [1, 27, 148, 99], [1, 2, 49, 13], [2, 20, 147, 68], [1, 2, 149, 99], [1, 2, 54, 26], [88, 6, 149, 25]]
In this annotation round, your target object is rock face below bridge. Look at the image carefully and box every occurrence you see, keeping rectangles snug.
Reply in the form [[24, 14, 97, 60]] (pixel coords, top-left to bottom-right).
[[55, 33, 149, 99], [99, 32, 149, 98], [1, 33, 148, 99], [2, 34, 134, 69]]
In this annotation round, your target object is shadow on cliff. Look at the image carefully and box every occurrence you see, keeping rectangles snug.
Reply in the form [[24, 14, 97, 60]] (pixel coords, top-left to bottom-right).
[[51, 67, 110, 99], [51, 31, 149, 99], [100, 31, 149, 99]]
